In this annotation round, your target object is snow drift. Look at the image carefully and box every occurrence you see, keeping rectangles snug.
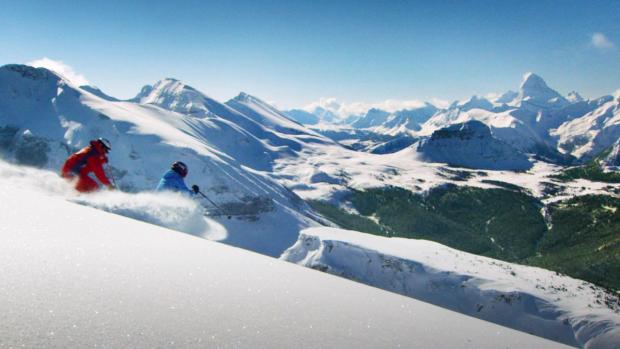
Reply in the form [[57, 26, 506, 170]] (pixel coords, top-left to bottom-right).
[[282, 227, 620, 349]]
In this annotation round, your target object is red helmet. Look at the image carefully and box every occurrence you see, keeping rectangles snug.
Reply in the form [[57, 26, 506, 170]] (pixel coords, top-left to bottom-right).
[[171, 161, 188, 177]]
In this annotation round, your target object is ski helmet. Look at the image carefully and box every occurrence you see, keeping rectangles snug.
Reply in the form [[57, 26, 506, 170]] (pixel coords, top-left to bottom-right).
[[98, 138, 112, 153], [171, 161, 188, 177]]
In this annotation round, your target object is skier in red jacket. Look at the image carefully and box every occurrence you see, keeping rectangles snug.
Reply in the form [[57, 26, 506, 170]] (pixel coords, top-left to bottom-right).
[[61, 138, 115, 193]]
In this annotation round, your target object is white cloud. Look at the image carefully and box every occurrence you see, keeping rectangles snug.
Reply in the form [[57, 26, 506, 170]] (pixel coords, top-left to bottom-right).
[[26, 57, 90, 86], [302, 97, 432, 118], [591, 32, 615, 51]]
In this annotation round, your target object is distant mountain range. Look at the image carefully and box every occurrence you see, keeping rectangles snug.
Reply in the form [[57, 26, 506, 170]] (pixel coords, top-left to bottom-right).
[[284, 73, 620, 164]]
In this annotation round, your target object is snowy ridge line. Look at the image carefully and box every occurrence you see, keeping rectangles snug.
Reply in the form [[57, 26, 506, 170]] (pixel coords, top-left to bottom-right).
[[293, 73, 620, 163], [281, 228, 620, 349], [0, 64, 324, 256]]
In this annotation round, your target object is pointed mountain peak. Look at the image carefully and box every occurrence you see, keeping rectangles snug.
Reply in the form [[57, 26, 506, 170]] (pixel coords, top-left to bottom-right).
[[520, 72, 549, 91], [566, 91, 584, 103], [229, 92, 276, 112], [516, 72, 568, 110], [457, 95, 493, 111], [152, 77, 185, 89], [133, 78, 220, 117], [232, 91, 254, 103]]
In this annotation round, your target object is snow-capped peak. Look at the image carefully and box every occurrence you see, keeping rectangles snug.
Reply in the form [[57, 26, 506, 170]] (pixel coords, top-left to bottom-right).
[[225, 91, 325, 136], [515, 72, 568, 110], [230, 92, 277, 113], [520, 72, 549, 91], [566, 90, 584, 103], [494, 90, 518, 104], [134, 78, 220, 117], [232, 91, 253, 102], [457, 95, 494, 111], [1, 64, 64, 85]]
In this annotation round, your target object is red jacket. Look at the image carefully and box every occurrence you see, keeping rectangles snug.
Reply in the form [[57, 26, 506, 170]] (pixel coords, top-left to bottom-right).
[[61, 141, 112, 186]]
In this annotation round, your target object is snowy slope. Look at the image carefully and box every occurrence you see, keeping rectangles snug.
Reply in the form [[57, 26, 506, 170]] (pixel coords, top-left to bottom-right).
[[0, 64, 322, 256], [419, 103, 548, 154], [0, 165, 572, 349], [351, 108, 391, 129], [225, 92, 328, 140], [603, 139, 620, 167], [552, 94, 620, 159], [135, 78, 333, 159], [283, 108, 320, 125], [282, 227, 620, 349], [416, 120, 532, 170], [273, 135, 618, 204]]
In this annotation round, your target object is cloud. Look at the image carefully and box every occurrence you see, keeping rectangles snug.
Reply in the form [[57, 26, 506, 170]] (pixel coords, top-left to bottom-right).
[[591, 32, 615, 51], [26, 57, 90, 86], [302, 97, 431, 118]]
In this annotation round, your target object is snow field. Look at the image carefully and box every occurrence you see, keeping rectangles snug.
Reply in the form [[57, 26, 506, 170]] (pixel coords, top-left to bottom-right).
[[0, 166, 572, 348], [282, 227, 620, 349]]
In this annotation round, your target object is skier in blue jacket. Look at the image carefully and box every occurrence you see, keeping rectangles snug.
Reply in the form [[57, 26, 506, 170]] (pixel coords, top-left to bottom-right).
[[156, 161, 199, 195]]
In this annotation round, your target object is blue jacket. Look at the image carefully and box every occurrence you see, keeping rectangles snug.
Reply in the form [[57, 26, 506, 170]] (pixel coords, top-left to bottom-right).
[[156, 169, 194, 195]]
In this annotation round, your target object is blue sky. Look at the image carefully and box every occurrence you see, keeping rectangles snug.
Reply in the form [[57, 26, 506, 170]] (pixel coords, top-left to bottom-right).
[[0, 0, 618, 109]]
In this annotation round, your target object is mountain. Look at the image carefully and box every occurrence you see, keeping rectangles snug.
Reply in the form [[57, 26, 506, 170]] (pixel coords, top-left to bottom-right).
[[134, 78, 335, 164], [513, 72, 569, 111], [283, 109, 320, 125], [80, 85, 119, 101], [567, 91, 585, 103], [416, 120, 532, 170], [367, 135, 418, 154], [552, 94, 620, 159], [347, 104, 438, 133], [283, 106, 340, 125], [604, 139, 620, 167], [283, 227, 620, 348], [420, 106, 548, 156], [1, 162, 573, 349], [457, 95, 495, 112], [225, 92, 326, 139], [381, 103, 438, 131], [3, 63, 620, 349], [412, 73, 619, 164], [133, 78, 219, 117], [351, 108, 391, 129], [494, 90, 518, 104], [289, 72, 616, 165], [0, 64, 322, 256]]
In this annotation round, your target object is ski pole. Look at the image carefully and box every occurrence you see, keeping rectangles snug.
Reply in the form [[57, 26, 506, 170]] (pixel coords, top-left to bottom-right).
[[197, 190, 220, 209], [105, 164, 118, 190], [197, 190, 231, 219]]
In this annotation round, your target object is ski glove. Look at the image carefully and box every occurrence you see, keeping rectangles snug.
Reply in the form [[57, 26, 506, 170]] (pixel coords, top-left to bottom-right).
[[192, 185, 199, 194]]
